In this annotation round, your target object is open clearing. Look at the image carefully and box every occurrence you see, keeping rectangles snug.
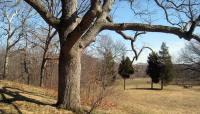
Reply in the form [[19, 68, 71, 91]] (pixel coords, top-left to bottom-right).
[[104, 79, 200, 114], [1, 78, 200, 114]]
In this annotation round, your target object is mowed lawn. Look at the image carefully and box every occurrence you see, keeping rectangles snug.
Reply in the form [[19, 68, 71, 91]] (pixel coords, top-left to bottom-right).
[[102, 78, 200, 114], [1, 78, 200, 114]]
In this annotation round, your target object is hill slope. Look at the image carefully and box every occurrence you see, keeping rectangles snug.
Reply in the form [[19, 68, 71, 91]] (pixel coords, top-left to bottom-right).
[[0, 80, 73, 114]]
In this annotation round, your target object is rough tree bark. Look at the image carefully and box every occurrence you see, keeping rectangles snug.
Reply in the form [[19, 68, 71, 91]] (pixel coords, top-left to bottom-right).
[[57, 42, 82, 111]]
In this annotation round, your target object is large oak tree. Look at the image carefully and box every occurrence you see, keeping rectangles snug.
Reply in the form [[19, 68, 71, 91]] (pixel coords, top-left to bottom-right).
[[18, 0, 200, 112]]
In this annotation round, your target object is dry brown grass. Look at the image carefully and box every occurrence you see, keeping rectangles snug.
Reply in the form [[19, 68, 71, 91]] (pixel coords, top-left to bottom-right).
[[1, 78, 200, 114], [102, 78, 200, 114], [0, 80, 73, 114]]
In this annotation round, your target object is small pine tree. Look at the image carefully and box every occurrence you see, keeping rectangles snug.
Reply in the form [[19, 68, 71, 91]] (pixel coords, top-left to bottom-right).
[[118, 56, 134, 90], [159, 42, 175, 89], [146, 52, 162, 89]]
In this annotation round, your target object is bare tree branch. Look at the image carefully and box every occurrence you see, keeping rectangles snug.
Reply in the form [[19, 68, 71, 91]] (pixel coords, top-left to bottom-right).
[[116, 31, 153, 63], [179, 40, 200, 73], [102, 22, 200, 42], [24, 0, 60, 28]]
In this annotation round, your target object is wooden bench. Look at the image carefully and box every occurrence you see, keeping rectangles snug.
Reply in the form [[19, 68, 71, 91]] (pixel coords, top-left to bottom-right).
[[183, 85, 193, 89]]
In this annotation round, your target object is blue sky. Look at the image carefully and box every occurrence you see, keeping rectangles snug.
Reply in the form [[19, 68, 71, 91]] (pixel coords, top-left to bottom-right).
[[98, 1, 190, 64]]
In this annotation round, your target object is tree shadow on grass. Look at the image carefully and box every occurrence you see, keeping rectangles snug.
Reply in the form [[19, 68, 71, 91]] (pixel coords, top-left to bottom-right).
[[0, 109, 7, 114], [3, 86, 55, 100], [127, 87, 161, 91], [0, 86, 54, 114]]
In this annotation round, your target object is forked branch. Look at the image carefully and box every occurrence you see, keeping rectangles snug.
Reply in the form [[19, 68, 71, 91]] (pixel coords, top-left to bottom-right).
[[117, 31, 153, 63], [24, 0, 60, 28]]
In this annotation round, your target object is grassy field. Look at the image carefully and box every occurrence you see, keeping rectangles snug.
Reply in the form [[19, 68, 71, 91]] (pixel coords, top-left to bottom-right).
[[1, 78, 200, 114], [103, 78, 200, 114]]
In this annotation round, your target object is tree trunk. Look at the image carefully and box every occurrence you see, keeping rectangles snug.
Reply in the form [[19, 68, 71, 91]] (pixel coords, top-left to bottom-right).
[[24, 50, 30, 85], [3, 51, 9, 79], [40, 56, 47, 87], [151, 80, 153, 89], [161, 78, 164, 90], [39, 26, 56, 87], [56, 45, 82, 112], [124, 79, 126, 90]]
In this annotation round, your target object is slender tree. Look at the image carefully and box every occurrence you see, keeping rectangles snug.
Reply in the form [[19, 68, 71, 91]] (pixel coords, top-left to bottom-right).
[[20, 36, 32, 85], [93, 35, 126, 62], [39, 26, 57, 87], [159, 42, 175, 89], [0, 2, 33, 79], [92, 35, 125, 88], [100, 51, 116, 89]]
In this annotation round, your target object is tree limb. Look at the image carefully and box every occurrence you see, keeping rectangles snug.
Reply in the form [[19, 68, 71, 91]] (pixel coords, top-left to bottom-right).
[[61, 0, 76, 18], [102, 22, 200, 42], [61, 0, 102, 53], [116, 31, 153, 63], [24, 0, 60, 28]]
